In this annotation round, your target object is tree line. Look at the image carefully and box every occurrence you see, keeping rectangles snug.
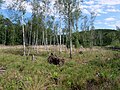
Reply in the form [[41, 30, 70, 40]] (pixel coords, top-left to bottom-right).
[[0, 15, 120, 47]]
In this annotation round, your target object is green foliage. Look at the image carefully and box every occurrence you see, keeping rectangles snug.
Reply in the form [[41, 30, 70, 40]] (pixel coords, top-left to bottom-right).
[[74, 39, 80, 48], [66, 40, 70, 48], [51, 72, 59, 80], [72, 29, 119, 47], [111, 39, 120, 48], [0, 13, 119, 48]]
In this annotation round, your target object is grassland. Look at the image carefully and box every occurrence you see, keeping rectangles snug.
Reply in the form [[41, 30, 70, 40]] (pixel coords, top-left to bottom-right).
[[0, 46, 120, 90]]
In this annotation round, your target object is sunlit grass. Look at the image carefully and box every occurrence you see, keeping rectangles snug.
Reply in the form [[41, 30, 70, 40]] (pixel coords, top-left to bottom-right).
[[0, 47, 120, 90]]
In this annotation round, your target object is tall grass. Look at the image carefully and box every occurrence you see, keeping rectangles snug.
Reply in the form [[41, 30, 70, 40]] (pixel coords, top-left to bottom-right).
[[0, 48, 120, 90]]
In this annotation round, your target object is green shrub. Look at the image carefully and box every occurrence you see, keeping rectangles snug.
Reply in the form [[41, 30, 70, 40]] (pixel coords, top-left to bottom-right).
[[75, 39, 80, 48], [111, 40, 120, 48]]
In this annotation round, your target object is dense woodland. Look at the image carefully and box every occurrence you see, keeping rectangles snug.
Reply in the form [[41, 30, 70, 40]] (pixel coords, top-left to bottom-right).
[[0, 14, 120, 47]]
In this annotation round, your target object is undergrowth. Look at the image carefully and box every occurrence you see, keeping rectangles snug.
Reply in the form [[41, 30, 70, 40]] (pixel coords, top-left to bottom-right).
[[0, 48, 120, 90]]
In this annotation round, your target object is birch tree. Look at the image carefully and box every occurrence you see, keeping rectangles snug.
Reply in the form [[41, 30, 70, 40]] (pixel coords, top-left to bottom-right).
[[57, 0, 82, 58], [31, 0, 40, 53], [42, 0, 51, 51], [81, 15, 89, 47], [8, 0, 26, 56], [90, 12, 97, 47]]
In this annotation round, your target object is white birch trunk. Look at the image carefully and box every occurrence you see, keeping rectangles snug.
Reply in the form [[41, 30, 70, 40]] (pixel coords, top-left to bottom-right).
[[22, 15, 26, 56]]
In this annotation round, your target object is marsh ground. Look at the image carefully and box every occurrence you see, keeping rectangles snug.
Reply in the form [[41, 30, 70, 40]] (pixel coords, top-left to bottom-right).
[[0, 46, 120, 90]]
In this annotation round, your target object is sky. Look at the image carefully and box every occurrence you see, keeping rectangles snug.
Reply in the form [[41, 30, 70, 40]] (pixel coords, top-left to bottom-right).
[[81, 0, 120, 29], [0, 0, 120, 29]]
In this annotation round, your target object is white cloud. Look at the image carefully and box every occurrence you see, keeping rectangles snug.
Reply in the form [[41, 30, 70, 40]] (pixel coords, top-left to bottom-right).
[[106, 9, 120, 12], [96, 18, 120, 29], [70, 0, 120, 29], [82, 0, 120, 16], [106, 5, 115, 8], [105, 17, 116, 21], [101, 21, 115, 29], [99, 0, 120, 5], [84, 1, 94, 5], [82, 1, 109, 16], [82, 9, 90, 15], [96, 8, 107, 14], [24, 1, 32, 13]]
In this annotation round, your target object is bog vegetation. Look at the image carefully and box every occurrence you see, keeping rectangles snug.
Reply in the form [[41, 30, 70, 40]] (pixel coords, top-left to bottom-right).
[[0, 47, 120, 90]]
